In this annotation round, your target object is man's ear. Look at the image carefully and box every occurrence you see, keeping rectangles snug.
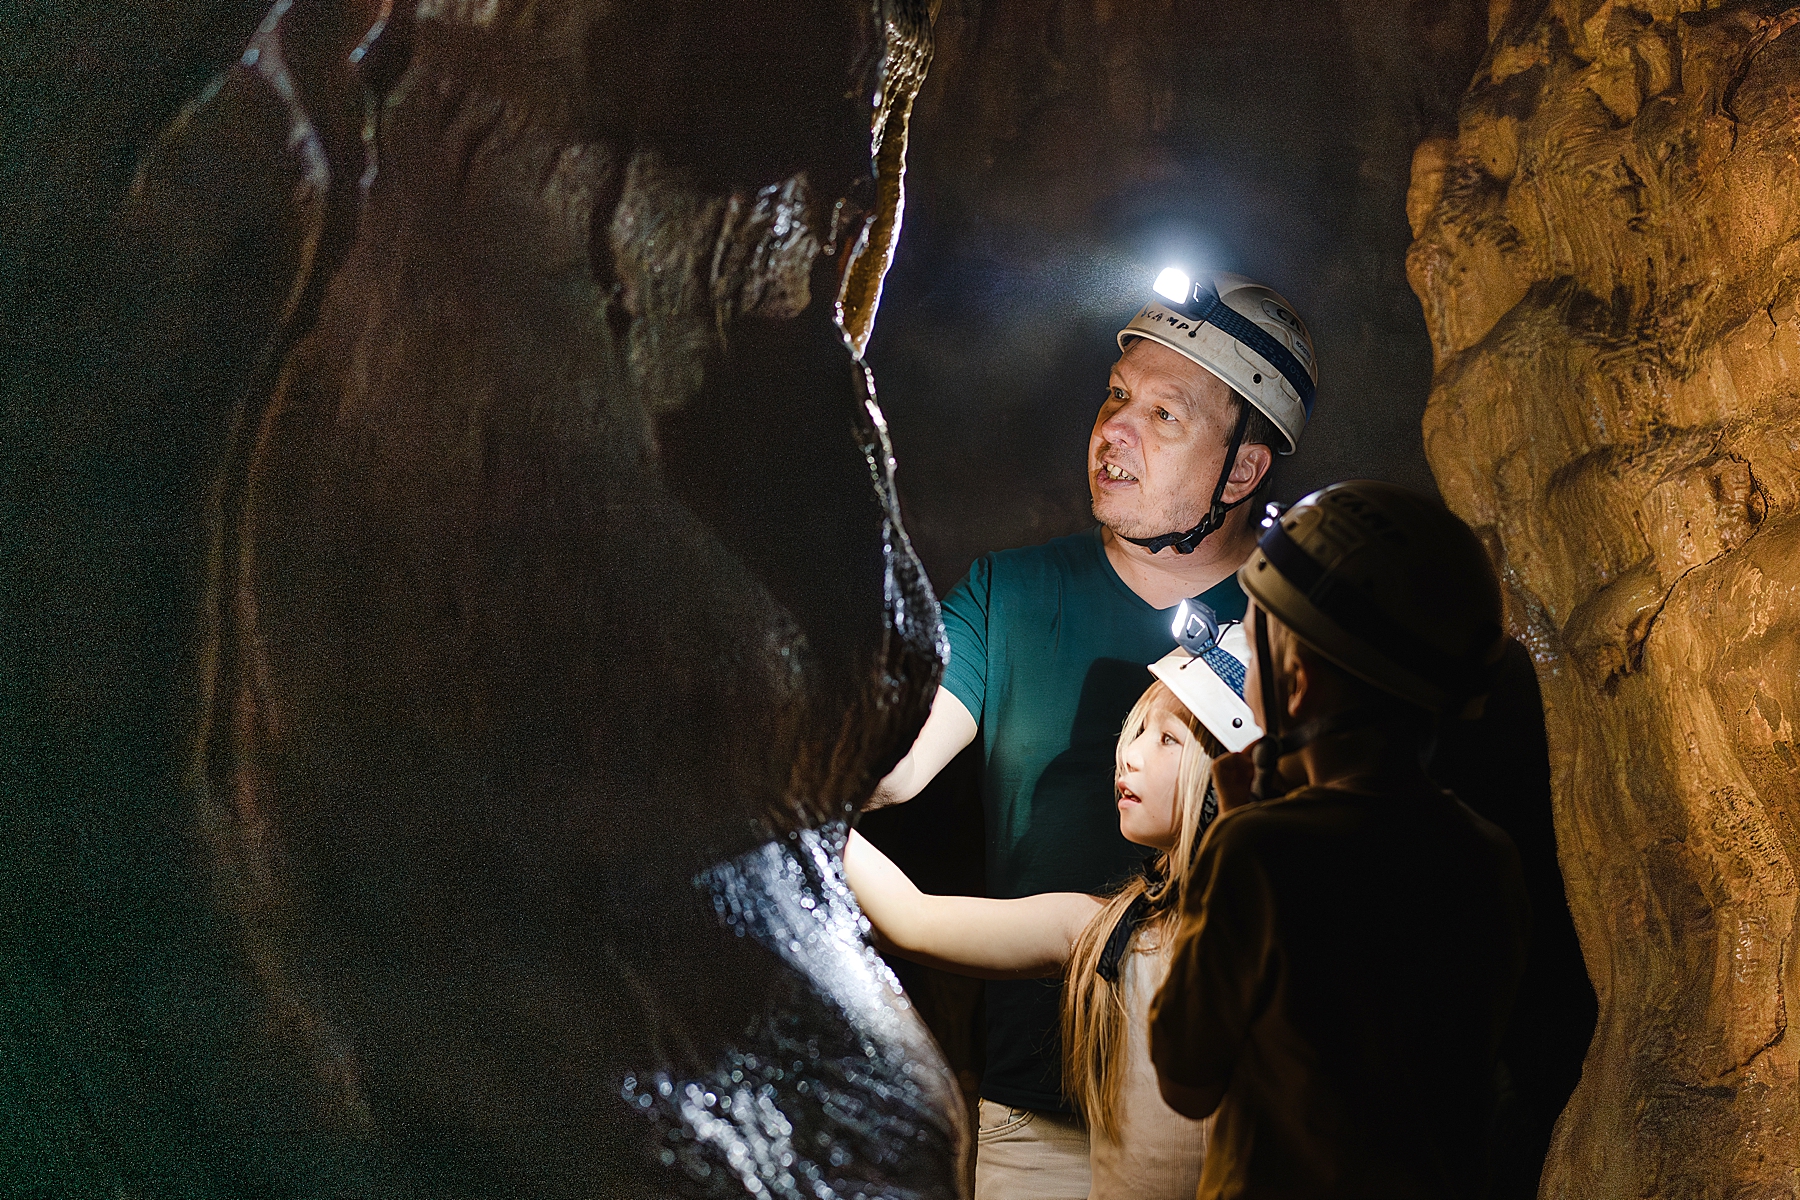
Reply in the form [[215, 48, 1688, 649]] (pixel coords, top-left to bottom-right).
[[1222, 441, 1273, 504]]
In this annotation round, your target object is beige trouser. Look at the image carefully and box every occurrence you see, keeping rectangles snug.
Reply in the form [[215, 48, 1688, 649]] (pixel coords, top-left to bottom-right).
[[974, 1098, 1092, 1200]]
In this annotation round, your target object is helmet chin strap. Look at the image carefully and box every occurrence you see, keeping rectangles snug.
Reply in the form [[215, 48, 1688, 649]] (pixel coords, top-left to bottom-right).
[[1250, 604, 1286, 803], [1122, 401, 1254, 555]]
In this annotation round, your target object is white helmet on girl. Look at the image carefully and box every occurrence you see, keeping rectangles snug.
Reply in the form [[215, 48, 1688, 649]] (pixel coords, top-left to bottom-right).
[[1148, 609, 1261, 753]]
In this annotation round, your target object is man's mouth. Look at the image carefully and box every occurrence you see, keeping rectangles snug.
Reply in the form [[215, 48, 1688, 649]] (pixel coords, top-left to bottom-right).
[[1100, 462, 1138, 483]]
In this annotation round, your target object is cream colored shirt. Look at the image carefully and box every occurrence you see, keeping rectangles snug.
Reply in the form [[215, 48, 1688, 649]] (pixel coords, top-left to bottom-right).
[[1089, 928, 1210, 1199]]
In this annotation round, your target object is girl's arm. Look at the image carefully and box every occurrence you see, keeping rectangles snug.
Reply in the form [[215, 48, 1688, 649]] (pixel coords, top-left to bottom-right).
[[843, 829, 1102, 979]]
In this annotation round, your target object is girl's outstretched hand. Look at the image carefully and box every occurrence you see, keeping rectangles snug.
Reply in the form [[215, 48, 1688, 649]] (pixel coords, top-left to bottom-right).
[[1211, 749, 1256, 814], [842, 829, 1099, 978]]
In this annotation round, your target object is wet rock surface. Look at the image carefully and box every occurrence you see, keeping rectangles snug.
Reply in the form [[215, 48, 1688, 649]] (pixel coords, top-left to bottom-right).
[[1408, 2, 1800, 1193], [3, 0, 960, 1195]]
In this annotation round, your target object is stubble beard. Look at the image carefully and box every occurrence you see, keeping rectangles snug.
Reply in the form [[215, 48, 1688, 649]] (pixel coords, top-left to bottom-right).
[[1091, 486, 1211, 543]]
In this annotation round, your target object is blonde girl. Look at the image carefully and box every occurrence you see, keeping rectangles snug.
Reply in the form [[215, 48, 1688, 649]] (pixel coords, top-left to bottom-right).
[[845, 631, 1251, 1199]]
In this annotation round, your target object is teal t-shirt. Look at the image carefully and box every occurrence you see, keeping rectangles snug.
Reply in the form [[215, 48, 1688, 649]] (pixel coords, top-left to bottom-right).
[[938, 526, 1248, 1112]]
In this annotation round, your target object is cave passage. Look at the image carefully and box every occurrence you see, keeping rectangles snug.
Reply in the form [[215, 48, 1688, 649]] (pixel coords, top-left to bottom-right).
[[3, 1, 1796, 1198]]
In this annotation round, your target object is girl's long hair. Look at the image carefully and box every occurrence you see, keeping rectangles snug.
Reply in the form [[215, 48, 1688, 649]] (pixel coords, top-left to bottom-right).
[[1060, 680, 1222, 1139]]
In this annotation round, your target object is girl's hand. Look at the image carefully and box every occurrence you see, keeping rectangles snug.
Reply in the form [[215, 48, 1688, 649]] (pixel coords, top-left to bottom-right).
[[843, 830, 1098, 978], [1211, 749, 1256, 814]]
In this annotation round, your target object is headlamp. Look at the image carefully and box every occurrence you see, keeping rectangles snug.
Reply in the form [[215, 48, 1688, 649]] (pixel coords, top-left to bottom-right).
[[1152, 267, 1192, 305], [1172, 597, 1222, 658]]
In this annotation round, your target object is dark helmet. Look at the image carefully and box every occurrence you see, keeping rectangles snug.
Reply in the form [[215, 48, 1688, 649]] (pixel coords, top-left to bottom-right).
[[1238, 481, 1505, 716]]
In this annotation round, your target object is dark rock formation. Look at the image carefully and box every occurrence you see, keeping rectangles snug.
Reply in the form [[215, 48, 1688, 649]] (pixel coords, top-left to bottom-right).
[[2, 1, 962, 1195], [1409, 1, 1800, 1193]]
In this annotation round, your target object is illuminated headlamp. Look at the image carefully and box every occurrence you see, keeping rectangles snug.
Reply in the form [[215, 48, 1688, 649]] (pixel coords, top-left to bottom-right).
[[1152, 267, 1193, 305], [1172, 597, 1222, 657]]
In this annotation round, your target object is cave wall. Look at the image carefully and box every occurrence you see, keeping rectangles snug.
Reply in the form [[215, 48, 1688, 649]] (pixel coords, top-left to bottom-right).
[[21, 0, 1791, 1192], [1407, 2, 1800, 1194], [2, 1, 964, 1195]]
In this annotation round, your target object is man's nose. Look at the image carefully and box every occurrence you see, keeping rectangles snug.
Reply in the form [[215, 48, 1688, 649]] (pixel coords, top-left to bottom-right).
[[1099, 404, 1142, 445]]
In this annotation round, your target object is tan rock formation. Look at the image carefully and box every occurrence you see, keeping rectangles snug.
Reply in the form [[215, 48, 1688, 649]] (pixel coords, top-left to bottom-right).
[[1407, 2, 1800, 1194]]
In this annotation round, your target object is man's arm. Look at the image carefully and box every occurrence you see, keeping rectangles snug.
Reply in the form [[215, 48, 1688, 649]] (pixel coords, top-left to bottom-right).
[[864, 688, 977, 809]]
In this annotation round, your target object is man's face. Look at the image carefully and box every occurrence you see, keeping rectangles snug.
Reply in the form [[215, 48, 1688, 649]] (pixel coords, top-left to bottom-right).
[[1089, 339, 1241, 540]]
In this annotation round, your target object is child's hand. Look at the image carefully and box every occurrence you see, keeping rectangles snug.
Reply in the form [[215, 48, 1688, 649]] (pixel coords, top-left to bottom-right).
[[1211, 750, 1256, 813]]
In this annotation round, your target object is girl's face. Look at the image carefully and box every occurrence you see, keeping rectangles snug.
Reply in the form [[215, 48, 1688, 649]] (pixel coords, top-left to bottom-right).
[[1116, 701, 1191, 850]]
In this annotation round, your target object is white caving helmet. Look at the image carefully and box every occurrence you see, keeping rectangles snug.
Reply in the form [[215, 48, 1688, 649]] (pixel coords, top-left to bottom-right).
[[1110, 271, 1319, 556], [1148, 608, 1261, 754], [1145, 599, 1259, 840], [1117, 270, 1318, 455]]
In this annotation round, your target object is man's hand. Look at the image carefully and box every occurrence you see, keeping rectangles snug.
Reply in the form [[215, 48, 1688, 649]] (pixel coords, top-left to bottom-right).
[[1211, 748, 1256, 814], [865, 689, 977, 809]]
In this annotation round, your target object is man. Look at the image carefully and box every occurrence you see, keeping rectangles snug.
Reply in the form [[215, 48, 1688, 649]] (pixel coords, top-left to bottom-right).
[[1150, 481, 1531, 1199], [868, 272, 1321, 1198]]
